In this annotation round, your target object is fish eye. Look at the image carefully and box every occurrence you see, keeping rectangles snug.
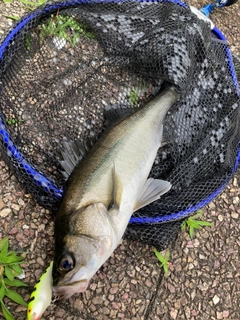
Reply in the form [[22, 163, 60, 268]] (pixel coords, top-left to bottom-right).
[[58, 255, 74, 272]]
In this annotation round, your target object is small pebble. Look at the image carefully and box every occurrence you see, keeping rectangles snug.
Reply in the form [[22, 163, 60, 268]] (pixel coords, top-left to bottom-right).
[[170, 308, 178, 319], [36, 257, 45, 267], [213, 295, 220, 305], [9, 227, 18, 234], [11, 203, 20, 211], [231, 212, 238, 219], [0, 199, 4, 210], [222, 310, 229, 318], [0, 208, 11, 217]]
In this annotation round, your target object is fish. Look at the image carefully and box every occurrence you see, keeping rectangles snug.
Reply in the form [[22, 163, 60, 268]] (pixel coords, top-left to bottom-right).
[[27, 261, 53, 320], [52, 84, 180, 300]]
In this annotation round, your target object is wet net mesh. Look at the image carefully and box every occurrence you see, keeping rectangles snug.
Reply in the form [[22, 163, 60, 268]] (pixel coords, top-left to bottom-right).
[[0, 0, 240, 250]]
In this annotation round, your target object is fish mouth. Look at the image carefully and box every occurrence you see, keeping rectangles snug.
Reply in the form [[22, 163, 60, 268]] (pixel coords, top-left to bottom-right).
[[52, 279, 89, 300]]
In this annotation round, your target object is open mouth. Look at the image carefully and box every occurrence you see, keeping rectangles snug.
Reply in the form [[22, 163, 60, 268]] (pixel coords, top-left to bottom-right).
[[52, 279, 89, 300]]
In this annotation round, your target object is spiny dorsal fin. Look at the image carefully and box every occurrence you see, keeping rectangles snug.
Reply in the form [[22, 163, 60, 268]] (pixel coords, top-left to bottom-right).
[[59, 139, 95, 179], [134, 178, 171, 212]]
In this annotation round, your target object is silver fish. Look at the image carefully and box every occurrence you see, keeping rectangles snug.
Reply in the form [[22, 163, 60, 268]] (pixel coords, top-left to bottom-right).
[[52, 85, 179, 300]]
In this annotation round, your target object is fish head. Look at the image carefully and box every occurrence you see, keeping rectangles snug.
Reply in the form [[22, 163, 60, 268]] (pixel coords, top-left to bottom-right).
[[52, 236, 97, 300], [52, 202, 115, 300]]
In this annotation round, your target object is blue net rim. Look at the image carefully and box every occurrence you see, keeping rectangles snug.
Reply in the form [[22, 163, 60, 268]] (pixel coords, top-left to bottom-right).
[[0, 0, 239, 224]]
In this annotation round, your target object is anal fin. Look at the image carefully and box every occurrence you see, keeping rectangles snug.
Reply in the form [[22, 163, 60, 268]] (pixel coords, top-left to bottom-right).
[[134, 178, 171, 212]]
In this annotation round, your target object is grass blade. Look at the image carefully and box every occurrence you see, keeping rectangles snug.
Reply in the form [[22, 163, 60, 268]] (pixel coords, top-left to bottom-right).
[[189, 226, 194, 238], [154, 249, 165, 264], [5, 288, 27, 307], [19, 0, 41, 6], [0, 300, 14, 320], [0, 284, 5, 300], [4, 15, 20, 21], [188, 220, 201, 229], [4, 278, 28, 288], [0, 238, 8, 252], [165, 250, 170, 261], [0, 238, 9, 258], [11, 264, 23, 276], [196, 221, 212, 227], [4, 266, 14, 282]]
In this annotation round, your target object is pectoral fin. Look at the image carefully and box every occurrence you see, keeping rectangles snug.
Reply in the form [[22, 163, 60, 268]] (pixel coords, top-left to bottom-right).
[[108, 164, 122, 216], [134, 178, 171, 212]]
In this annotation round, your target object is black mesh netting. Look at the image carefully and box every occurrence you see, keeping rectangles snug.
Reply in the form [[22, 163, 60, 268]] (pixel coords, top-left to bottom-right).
[[0, 0, 240, 250]]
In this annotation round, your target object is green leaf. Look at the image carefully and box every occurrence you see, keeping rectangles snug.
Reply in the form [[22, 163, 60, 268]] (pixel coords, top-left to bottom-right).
[[154, 249, 170, 275], [183, 209, 212, 239], [11, 264, 23, 276], [188, 220, 201, 229], [4, 15, 20, 21], [1, 253, 24, 265], [4, 266, 14, 282], [19, 0, 41, 6], [165, 250, 170, 261], [192, 210, 203, 219], [154, 249, 165, 264], [72, 33, 79, 47], [0, 237, 8, 251], [3, 0, 12, 3], [25, 35, 31, 51], [85, 31, 96, 39], [0, 284, 5, 300], [0, 301, 14, 320], [0, 238, 9, 255], [58, 30, 64, 39], [4, 278, 28, 287], [181, 220, 186, 231], [196, 221, 212, 227], [5, 288, 27, 307], [65, 34, 72, 44], [189, 226, 194, 239]]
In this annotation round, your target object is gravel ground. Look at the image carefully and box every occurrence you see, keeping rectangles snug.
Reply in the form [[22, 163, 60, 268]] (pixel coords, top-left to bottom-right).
[[0, 1, 240, 320]]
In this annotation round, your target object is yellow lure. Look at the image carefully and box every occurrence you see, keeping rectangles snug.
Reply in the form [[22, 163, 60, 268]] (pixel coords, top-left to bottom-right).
[[27, 261, 53, 320]]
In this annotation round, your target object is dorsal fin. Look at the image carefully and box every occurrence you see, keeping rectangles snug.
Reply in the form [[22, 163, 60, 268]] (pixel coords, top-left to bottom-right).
[[59, 139, 95, 179]]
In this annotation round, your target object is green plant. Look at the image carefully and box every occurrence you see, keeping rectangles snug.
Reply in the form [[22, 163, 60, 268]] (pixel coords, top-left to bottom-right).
[[2, 0, 46, 10], [129, 87, 139, 106], [181, 210, 212, 239], [6, 118, 24, 125], [20, 0, 46, 7], [154, 249, 170, 275], [40, 14, 96, 47], [25, 34, 31, 50], [0, 238, 28, 320], [4, 15, 20, 21]]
